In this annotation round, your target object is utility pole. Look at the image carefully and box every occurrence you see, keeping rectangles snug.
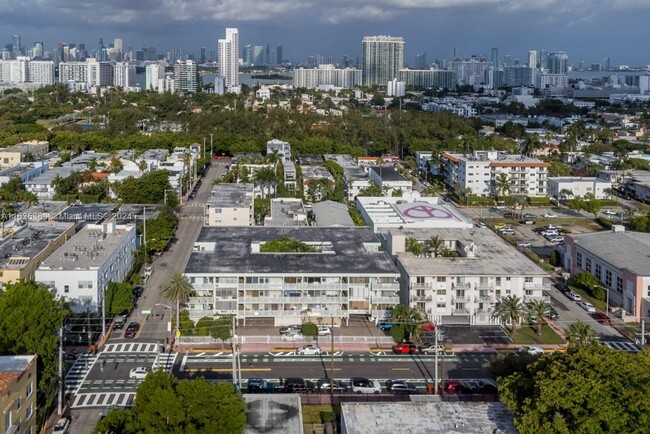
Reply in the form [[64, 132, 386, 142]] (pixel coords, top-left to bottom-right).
[[142, 207, 147, 256], [641, 319, 646, 349], [232, 315, 239, 387], [330, 316, 334, 397], [203, 137, 206, 160], [434, 323, 439, 396], [210, 133, 214, 158], [58, 325, 63, 415]]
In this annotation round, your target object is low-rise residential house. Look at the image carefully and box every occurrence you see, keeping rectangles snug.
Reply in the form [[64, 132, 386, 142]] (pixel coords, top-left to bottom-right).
[[0, 162, 48, 186], [0, 355, 38, 434], [264, 198, 308, 227], [205, 183, 254, 227], [548, 177, 612, 200], [0, 141, 49, 168], [24, 167, 80, 201], [368, 167, 413, 197]]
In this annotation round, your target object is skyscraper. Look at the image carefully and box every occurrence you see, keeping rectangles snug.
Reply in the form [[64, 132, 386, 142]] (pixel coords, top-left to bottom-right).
[[539, 50, 549, 70], [200, 47, 206, 64], [491, 48, 499, 67], [361, 35, 404, 86], [276, 45, 283, 65], [145, 63, 165, 91], [528, 50, 538, 68], [603, 57, 610, 71], [174, 60, 197, 93], [548, 52, 569, 74], [32, 42, 44, 60], [11, 35, 21, 57], [414, 53, 427, 69], [218, 28, 239, 89], [113, 38, 123, 60]]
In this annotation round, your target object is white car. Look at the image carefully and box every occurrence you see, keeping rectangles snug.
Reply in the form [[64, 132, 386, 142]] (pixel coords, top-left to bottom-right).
[[577, 301, 596, 313], [566, 291, 582, 301], [297, 345, 323, 355], [129, 367, 151, 380], [549, 236, 565, 243], [350, 377, 382, 394], [281, 332, 304, 341], [517, 240, 532, 248], [53, 418, 70, 434], [518, 346, 545, 356], [602, 209, 617, 216], [542, 212, 558, 219], [317, 326, 331, 336], [541, 230, 559, 237], [501, 230, 515, 236]]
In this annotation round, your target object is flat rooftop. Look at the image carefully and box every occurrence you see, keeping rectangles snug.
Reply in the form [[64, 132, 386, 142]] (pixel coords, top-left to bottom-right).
[[25, 167, 79, 185], [186, 227, 399, 275], [0, 163, 45, 178], [283, 160, 296, 174], [297, 154, 325, 166], [340, 401, 516, 434], [1, 142, 47, 153], [443, 152, 550, 167], [302, 165, 334, 181], [571, 229, 650, 276], [370, 166, 408, 182], [114, 205, 161, 224], [38, 221, 135, 271], [312, 200, 355, 227], [324, 154, 358, 168], [357, 196, 474, 231], [54, 204, 115, 227], [265, 199, 308, 227], [208, 183, 254, 208], [549, 176, 610, 183], [140, 149, 169, 161], [17, 201, 69, 222], [67, 151, 109, 166], [0, 222, 75, 270], [392, 227, 548, 276], [243, 394, 302, 434]]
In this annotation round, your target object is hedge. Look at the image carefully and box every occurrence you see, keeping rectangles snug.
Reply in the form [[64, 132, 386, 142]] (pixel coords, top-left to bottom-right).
[[596, 216, 614, 229], [527, 196, 551, 205], [466, 196, 495, 206], [596, 199, 618, 206]]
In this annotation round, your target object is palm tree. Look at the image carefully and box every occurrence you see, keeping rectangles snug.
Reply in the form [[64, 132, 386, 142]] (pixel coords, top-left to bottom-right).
[[254, 167, 277, 198], [559, 188, 574, 201], [492, 295, 526, 334], [390, 304, 426, 343], [405, 237, 424, 257], [161, 272, 196, 340], [137, 159, 148, 173], [568, 321, 597, 349], [523, 134, 542, 157], [494, 173, 511, 200], [266, 149, 282, 173], [603, 188, 616, 200], [526, 300, 549, 335], [425, 235, 445, 258]]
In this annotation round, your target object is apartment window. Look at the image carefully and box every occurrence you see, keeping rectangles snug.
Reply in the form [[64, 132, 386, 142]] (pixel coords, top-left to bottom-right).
[[437, 303, 446, 309], [605, 270, 612, 287], [436, 276, 446, 282], [616, 277, 623, 293], [524, 277, 533, 283], [4, 412, 11, 431], [576, 252, 583, 268], [505, 277, 511, 281], [16, 398, 21, 411], [25, 403, 32, 420], [78, 281, 93, 289], [495, 277, 501, 286], [479, 277, 489, 285], [215, 208, 222, 213], [26, 382, 32, 398], [595, 264, 602, 281], [436, 289, 446, 295], [64, 285, 69, 294], [416, 276, 425, 284], [525, 289, 533, 296], [585, 258, 592, 272]]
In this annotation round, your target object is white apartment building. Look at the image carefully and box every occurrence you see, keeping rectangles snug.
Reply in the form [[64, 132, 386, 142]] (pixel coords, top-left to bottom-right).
[[218, 28, 239, 90], [397, 69, 456, 90], [145, 63, 165, 91], [24, 167, 79, 200], [58, 62, 87, 83], [266, 139, 291, 162], [368, 167, 413, 196], [114, 62, 136, 88], [387, 79, 405, 97], [440, 150, 550, 197], [548, 177, 612, 200], [173, 60, 197, 93], [292, 65, 362, 89], [414, 151, 433, 173], [362, 36, 404, 87], [0, 58, 54, 85], [536, 73, 569, 89], [324, 154, 371, 201], [85, 59, 113, 87], [184, 227, 400, 325], [35, 221, 137, 312], [205, 183, 254, 227], [385, 228, 550, 325]]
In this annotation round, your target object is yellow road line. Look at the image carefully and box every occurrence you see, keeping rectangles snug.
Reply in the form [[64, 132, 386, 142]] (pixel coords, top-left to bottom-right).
[[391, 368, 411, 371], [186, 368, 272, 372]]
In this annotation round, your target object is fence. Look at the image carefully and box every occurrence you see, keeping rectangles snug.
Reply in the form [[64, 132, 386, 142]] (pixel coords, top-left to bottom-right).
[[177, 335, 395, 345]]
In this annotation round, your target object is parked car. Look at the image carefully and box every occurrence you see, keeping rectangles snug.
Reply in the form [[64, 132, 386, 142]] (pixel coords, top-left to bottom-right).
[[297, 345, 322, 355], [317, 326, 331, 336], [591, 312, 612, 324], [284, 377, 308, 393], [113, 315, 126, 330], [247, 378, 274, 393], [419, 322, 435, 331], [499, 225, 513, 232], [541, 230, 559, 237], [129, 366, 151, 380], [124, 322, 140, 338], [494, 223, 507, 230], [132, 286, 143, 298], [501, 230, 516, 236], [419, 344, 447, 355], [316, 378, 348, 393], [545, 224, 564, 231], [548, 236, 565, 243], [520, 219, 536, 225], [565, 291, 582, 301], [460, 379, 499, 394], [350, 377, 382, 394], [517, 346, 545, 356], [392, 343, 417, 354], [386, 380, 417, 395], [281, 332, 303, 341], [523, 213, 536, 219], [279, 325, 301, 335], [577, 301, 597, 313], [602, 209, 617, 216], [476, 221, 487, 228], [542, 212, 558, 219], [378, 322, 395, 331], [53, 417, 70, 434], [547, 306, 559, 320], [517, 240, 532, 248]]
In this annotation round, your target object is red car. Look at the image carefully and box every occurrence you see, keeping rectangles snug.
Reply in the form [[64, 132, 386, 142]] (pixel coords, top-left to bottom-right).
[[392, 343, 417, 354], [420, 322, 435, 331], [591, 312, 611, 324]]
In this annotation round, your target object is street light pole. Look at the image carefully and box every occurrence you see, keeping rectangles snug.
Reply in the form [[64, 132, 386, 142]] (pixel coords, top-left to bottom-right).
[[58, 324, 63, 415], [210, 133, 213, 157], [434, 323, 439, 396]]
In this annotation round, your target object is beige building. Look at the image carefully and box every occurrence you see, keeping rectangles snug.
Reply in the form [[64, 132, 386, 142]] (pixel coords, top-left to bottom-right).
[[0, 355, 38, 434], [0, 141, 49, 168], [0, 221, 75, 285], [205, 183, 254, 227]]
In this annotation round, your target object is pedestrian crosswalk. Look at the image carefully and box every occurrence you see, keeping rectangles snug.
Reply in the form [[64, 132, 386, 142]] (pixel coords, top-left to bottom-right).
[[180, 215, 204, 221], [152, 352, 177, 372], [184, 203, 205, 208], [72, 392, 136, 409], [602, 341, 640, 353], [103, 343, 161, 353], [64, 354, 98, 394]]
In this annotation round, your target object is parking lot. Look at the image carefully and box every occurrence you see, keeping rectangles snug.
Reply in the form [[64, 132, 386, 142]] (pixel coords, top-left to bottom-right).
[[436, 325, 511, 346]]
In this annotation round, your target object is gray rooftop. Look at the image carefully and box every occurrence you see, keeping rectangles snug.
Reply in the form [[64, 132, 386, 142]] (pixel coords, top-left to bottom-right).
[[324, 154, 358, 168], [370, 166, 408, 182], [297, 154, 325, 166], [208, 183, 254, 208], [549, 176, 610, 183], [0, 163, 46, 178], [139, 148, 169, 161], [54, 204, 116, 227], [0, 222, 75, 270], [265, 199, 308, 227], [243, 394, 302, 434], [340, 401, 516, 434], [24, 167, 79, 185], [282, 160, 296, 174], [1, 142, 46, 154], [392, 227, 547, 276], [302, 165, 334, 181], [19, 201, 69, 221], [312, 201, 355, 227], [67, 151, 109, 166], [39, 221, 135, 271], [114, 205, 161, 224], [571, 229, 650, 276], [185, 227, 399, 275]]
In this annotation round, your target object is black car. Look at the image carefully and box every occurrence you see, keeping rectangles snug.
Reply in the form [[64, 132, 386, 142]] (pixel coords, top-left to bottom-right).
[[132, 286, 143, 298], [386, 380, 418, 395], [547, 305, 559, 320], [247, 378, 274, 393], [459, 379, 498, 395], [284, 377, 308, 393], [124, 322, 140, 338], [316, 378, 347, 393]]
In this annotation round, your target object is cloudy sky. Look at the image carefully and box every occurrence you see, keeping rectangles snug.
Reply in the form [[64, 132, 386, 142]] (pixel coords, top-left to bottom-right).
[[2, 0, 649, 66]]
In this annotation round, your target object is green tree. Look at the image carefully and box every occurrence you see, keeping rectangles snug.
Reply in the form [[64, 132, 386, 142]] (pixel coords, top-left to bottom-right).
[[492, 295, 526, 334], [494, 173, 511, 199], [580, 199, 602, 219], [143, 208, 178, 255], [105, 282, 135, 315], [161, 272, 196, 339], [424, 235, 445, 258], [114, 170, 178, 207], [567, 321, 597, 349], [390, 304, 427, 343], [358, 180, 384, 197], [405, 237, 424, 257], [195, 317, 216, 336], [526, 300, 549, 335], [94, 371, 246, 434], [211, 315, 234, 348], [260, 236, 317, 252], [254, 167, 277, 198], [0, 281, 68, 423]]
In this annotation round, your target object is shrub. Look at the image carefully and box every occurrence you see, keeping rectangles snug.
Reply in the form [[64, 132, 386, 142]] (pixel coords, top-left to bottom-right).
[[596, 216, 614, 229], [301, 322, 318, 337], [528, 196, 551, 205]]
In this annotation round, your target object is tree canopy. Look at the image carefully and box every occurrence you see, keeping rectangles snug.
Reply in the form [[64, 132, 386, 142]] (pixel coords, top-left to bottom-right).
[[93, 371, 246, 434], [113, 170, 179, 207], [105, 282, 135, 315], [260, 236, 317, 253]]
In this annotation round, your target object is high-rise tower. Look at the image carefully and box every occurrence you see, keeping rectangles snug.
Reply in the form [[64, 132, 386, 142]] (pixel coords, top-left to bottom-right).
[[361, 35, 404, 86], [218, 28, 239, 89]]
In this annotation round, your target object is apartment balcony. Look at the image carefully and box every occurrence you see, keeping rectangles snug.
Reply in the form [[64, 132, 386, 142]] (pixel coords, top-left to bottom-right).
[[410, 295, 432, 302], [452, 282, 472, 289], [475, 308, 492, 315], [475, 295, 495, 303], [239, 296, 347, 304], [452, 308, 470, 315], [452, 295, 471, 302], [373, 283, 400, 290], [524, 295, 551, 304], [523, 283, 551, 291], [242, 309, 343, 317], [410, 283, 432, 290], [476, 284, 494, 291], [191, 283, 214, 290], [372, 296, 400, 305], [189, 296, 214, 304]]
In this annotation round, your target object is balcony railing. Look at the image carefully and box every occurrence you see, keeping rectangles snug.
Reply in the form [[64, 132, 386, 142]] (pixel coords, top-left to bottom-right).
[[410, 283, 432, 289], [475, 295, 494, 303], [239, 296, 347, 304], [524, 295, 551, 304], [371, 296, 400, 304], [410, 295, 431, 302], [452, 308, 470, 315], [373, 283, 400, 290], [452, 282, 472, 289], [237, 283, 349, 290], [241, 310, 344, 317], [452, 295, 471, 302], [476, 284, 494, 291]]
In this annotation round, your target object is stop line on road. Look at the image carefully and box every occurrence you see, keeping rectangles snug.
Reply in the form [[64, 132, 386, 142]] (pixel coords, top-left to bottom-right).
[[72, 391, 135, 409]]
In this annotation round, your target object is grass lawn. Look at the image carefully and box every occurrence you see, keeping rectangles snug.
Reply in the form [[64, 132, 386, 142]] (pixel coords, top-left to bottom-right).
[[569, 285, 607, 312], [302, 405, 339, 424], [510, 324, 566, 345]]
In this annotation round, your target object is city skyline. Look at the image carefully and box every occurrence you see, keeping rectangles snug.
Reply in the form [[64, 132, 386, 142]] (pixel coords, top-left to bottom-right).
[[1, 0, 649, 66]]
